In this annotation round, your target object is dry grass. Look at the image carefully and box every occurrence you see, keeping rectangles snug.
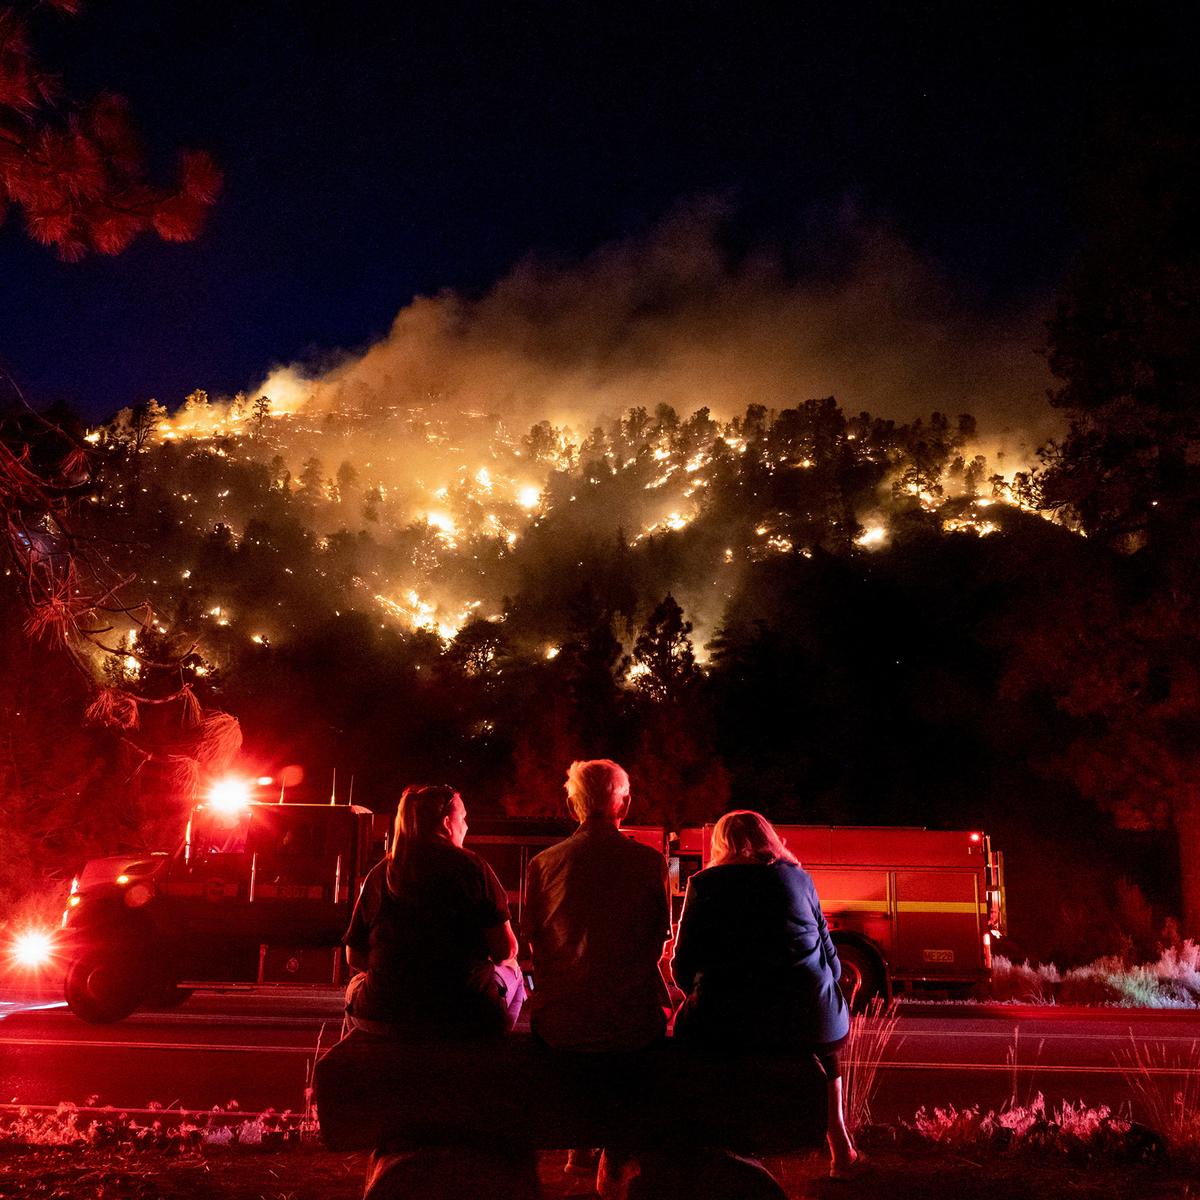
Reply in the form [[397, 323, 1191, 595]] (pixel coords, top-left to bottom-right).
[[1119, 1035, 1200, 1153], [842, 997, 903, 1132], [1, 1145, 1196, 1200], [0, 1146, 367, 1200]]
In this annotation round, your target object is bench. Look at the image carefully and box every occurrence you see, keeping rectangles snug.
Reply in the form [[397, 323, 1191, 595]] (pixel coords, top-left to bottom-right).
[[316, 1030, 827, 1198]]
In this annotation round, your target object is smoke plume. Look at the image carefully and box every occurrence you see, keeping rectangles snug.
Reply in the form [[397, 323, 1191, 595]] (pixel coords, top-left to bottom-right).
[[256, 198, 1057, 455]]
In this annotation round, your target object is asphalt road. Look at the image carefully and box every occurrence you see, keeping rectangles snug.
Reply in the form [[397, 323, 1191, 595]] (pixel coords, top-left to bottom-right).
[[2, 989, 1198, 1126]]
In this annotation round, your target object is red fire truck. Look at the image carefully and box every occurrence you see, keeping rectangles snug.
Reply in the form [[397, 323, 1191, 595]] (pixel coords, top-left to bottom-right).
[[56, 785, 389, 1022]]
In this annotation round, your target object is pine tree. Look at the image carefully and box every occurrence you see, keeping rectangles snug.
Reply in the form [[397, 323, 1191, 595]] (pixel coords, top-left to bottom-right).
[[0, 2, 220, 260]]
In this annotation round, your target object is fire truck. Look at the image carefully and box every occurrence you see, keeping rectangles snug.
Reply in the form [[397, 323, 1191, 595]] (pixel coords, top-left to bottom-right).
[[57, 784, 389, 1023], [51, 788, 1004, 1022]]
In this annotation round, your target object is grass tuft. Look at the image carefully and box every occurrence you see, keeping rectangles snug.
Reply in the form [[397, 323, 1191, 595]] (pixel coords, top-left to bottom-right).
[[1119, 1035, 1200, 1153], [843, 997, 902, 1132]]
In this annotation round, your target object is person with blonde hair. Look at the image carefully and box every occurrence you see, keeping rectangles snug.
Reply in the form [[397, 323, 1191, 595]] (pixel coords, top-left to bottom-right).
[[524, 759, 671, 1050], [671, 810, 862, 1179], [342, 784, 523, 1037], [523, 759, 672, 1187]]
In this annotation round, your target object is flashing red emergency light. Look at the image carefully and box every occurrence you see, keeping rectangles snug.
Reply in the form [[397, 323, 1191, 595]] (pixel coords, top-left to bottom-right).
[[207, 777, 256, 815], [9, 928, 55, 969]]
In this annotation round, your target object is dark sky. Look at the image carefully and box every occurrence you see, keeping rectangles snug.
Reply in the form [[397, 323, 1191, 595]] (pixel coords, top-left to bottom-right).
[[3, 1, 1192, 421]]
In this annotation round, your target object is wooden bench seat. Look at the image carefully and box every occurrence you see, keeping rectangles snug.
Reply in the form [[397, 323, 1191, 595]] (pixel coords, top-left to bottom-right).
[[315, 1029, 827, 1154]]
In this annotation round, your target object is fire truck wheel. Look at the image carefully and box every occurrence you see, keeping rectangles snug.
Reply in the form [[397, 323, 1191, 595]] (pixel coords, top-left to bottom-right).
[[837, 943, 884, 1012], [64, 945, 148, 1024]]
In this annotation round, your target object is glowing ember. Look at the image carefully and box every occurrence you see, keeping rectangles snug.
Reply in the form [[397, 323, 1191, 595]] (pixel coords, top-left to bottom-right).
[[855, 525, 888, 549], [545, 645, 560, 660]]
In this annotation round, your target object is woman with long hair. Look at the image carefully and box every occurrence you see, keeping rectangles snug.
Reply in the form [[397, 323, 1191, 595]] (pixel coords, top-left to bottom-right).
[[342, 784, 524, 1036], [671, 810, 861, 1178]]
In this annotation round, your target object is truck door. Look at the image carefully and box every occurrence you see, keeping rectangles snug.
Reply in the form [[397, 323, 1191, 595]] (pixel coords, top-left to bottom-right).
[[245, 807, 356, 945], [167, 808, 260, 979], [893, 869, 983, 978], [807, 867, 893, 952]]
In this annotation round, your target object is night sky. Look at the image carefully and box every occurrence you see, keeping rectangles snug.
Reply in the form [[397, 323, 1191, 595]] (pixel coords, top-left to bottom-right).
[[4, 1, 1192, 422]]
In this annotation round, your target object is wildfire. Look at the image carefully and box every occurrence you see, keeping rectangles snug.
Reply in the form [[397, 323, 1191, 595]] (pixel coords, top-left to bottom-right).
[[91, 378, 1053, 683], [424, 511, 459, 547], [942, 516, 999, 537], [374, 590, 482, 641], [855, 524, 888, 549]]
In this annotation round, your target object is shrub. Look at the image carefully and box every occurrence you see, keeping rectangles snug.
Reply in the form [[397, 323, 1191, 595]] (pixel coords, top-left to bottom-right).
[[909, 1093, 1137, 1156], [989, 955, 1060, 1003], [989, 942, 1200, 1008]]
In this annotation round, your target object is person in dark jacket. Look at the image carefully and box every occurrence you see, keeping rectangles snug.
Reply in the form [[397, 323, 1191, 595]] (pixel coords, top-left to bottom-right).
[[671, 810, 861, 1179], [342, 784, 524, 1037]]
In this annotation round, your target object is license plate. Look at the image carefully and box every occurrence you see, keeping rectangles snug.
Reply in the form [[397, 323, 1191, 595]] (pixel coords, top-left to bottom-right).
[[277, 884, 316, 899]]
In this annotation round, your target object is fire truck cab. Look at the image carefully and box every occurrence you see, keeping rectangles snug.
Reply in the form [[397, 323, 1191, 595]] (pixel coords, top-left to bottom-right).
[[60, 799, 388, 1023]]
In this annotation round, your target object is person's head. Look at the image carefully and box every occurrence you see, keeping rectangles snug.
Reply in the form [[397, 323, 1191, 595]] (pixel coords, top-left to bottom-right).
[[709, 810, 798, 867], [564, 759, 631, 825], [393, 784, 468, 850]]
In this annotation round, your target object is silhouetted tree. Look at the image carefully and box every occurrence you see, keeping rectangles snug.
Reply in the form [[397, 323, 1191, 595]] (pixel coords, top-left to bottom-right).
[[627, 594, 698, 703], [1037, 120, 1200, 548]]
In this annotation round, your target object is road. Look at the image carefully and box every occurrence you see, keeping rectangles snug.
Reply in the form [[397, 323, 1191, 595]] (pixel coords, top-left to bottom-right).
[[2, 989, 1198, 1125]]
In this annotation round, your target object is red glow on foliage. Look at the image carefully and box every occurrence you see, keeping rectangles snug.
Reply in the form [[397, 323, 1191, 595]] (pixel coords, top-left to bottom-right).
[[0, 6, 221, 259]]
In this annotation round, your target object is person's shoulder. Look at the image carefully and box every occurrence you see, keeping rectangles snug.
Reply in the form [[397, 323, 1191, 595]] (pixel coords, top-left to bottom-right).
[[440, 842, 493, 878], [622, 834, 664, 860], [616, 833, 667, 872], [773, 859, 815, 888], [692, 861, 756, 887], [452, 844, 485, 866], [355, 858, 388, 904], [528, 833, 575, 871]]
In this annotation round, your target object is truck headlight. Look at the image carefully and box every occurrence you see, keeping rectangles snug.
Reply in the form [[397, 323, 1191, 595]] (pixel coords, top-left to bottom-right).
[[124, 883, 154, 908]]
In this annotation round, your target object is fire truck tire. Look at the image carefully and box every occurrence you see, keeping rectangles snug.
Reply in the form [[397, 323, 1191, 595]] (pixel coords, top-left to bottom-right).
[[64, 945, 148, 1024], [836, 943, 884, 1012]]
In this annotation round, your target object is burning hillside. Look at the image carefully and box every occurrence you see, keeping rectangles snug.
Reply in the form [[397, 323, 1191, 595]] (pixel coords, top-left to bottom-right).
[[83, 387, 1048, 688]]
